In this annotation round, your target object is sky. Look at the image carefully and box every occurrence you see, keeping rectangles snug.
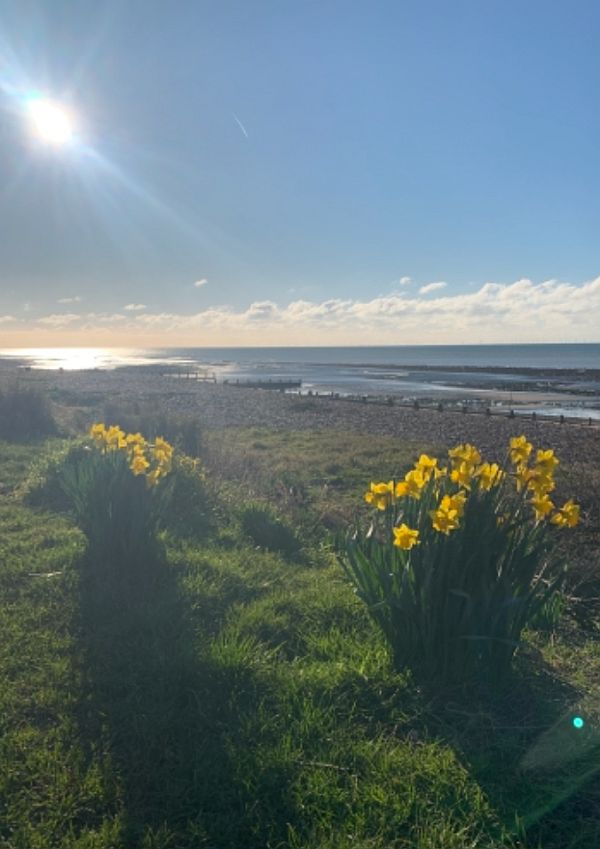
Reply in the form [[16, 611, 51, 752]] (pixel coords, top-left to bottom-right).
[[1, 0, 599, 347]]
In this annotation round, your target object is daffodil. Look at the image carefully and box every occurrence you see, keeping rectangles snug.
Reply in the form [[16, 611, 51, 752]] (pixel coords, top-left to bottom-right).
[[130, 453, 150, 476], [526, 467, 555, 498], [509, 435, 533, 465], [430, 495, 461, 534], [531, 494, 554, 521], [514, 463, 532, 493], [430, 507, 460, 534], [364, 481, 394, 510], [448, 443, 481, 468], [450, 461, 474, 489], [393, 523, 420, 550], [395, 481, 408, 498], [415, 454, 438, 481], [447, 490, 467, 517], [153, 435, 174, 461], [105, 425, 127, 451], [475, 462, 504, 491], [90, 423, 107, 444], [126, 432, 147, 451], [534, 448, 559, 475], [551, 499, 580, 528], [403, 469, 426, 499]]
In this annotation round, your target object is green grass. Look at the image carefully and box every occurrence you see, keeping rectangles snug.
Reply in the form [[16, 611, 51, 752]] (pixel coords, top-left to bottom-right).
[[204, 427, 441, 535], [0, 433, 599, 848]]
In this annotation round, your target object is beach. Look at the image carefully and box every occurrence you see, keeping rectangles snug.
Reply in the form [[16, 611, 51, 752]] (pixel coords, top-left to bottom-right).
[[4, 366, 599, 468]]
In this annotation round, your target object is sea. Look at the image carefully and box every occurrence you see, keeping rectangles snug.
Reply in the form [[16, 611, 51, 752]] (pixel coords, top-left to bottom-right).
[[1, 344, 600, 419]]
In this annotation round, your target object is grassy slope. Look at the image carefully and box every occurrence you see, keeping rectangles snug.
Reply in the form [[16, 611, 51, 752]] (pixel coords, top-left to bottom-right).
[[0, 433, 599, 848]]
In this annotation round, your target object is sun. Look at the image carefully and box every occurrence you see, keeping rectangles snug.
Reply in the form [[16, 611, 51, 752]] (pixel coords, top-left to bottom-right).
[[26, 97, 74, 145]]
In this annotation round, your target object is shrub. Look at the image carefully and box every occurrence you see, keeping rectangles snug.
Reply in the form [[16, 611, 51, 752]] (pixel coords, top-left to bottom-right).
[[339, 436, 580, 687], [58, 424, 175, 588], [240, 501, 301, 559], [0, 383, 56, 441]]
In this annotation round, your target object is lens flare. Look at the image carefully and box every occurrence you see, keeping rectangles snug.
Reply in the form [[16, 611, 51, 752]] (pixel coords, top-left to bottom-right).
[[27, 97, 74, 145]]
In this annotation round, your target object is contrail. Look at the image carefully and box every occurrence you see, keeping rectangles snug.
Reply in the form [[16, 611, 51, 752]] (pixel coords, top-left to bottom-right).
[[232, 112, 249, 138]]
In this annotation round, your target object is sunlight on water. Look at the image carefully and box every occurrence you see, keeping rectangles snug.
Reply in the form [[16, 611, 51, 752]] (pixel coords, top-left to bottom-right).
[[0, 348, 178, 370]]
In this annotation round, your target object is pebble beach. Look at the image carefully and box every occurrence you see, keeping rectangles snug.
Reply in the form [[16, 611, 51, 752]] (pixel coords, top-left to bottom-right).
[[4, 366, 599, 470]]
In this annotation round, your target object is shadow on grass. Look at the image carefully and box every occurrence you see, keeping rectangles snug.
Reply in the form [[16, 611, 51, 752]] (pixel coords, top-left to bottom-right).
[[410, 654, 600, 848], [304, 638, 599, 848], [75, 552, 298, 848]]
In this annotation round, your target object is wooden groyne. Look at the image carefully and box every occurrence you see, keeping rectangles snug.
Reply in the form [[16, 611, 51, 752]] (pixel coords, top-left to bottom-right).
[[223, 378, 302, 391], [294, 391, 600, 429], [162, 367, 217, 382]]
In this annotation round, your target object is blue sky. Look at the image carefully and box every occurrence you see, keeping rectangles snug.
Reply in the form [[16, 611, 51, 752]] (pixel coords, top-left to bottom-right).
[[1, 0, 599, 345]]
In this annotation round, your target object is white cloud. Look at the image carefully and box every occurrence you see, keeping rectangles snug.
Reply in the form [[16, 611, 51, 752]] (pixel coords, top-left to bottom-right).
[[23, 276, 600, 344], [246, 300, 278, 321], [194, 278, 208, 288], [124, 303, 147, 311], [0, 315, 16, 324], [398, 276, 412, 286], [419, 281, 447, 294], [57, 296, 82, 304], [84, 313, 126, 322], [37, 313, 81, 327]]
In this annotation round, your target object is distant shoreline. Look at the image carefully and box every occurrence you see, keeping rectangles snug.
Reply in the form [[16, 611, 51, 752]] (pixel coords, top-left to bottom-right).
[[1, 364, 600, 429], [2, 358, 600, 413]]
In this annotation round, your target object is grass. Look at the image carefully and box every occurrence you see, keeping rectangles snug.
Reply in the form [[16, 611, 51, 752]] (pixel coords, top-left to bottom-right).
[[204, 427, 441, 536], [0, 430, 599, 848]]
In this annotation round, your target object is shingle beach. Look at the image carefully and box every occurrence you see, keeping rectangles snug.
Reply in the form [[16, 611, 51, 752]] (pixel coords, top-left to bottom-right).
[[6, 367, 598, 468]]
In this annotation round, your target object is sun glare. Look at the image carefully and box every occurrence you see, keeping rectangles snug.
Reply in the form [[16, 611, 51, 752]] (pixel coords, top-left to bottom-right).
[[27, 98, 74, 145]]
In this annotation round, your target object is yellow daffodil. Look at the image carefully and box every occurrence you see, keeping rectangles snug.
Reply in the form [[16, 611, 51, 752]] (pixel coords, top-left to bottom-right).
[[105, 425, 127, 451], [393, 523, 420, 550], [404, 469, 426, 499], [450, 461, 474, 489], [395, 481, 408, 498], [531, 494, 554, 521], [415, 454, 438, 482], [514, 462, 532, 493], [130, 453, 150, 476], [90, 423, 107, 444], [430, 506, 460, 534], [475, 462, 504, 491], [448, 443, 481, 468], [429, 494, 462, 534], [551, 499, 580, 528], [364, 481, 394, 510], [509, 435, 533, 465], [526, 468, 555, 497], [153, 435, 174, 460], [447, 490, 467, 517], [126, 432, 146, 449], [88, 422, 173, 485], [535, 448, 559, 475]]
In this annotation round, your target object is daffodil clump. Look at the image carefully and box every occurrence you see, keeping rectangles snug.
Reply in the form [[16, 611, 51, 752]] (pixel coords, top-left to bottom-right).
[[89, 423, 174, 486], [341, 437, 580, 686], [58, 424, 176, 584], [363, 438, 578, 551]]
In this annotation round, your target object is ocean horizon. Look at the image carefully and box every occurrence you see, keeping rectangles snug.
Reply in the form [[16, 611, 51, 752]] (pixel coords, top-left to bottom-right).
[[2, 342, 600, 372], [1, 343, 600, 420]]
